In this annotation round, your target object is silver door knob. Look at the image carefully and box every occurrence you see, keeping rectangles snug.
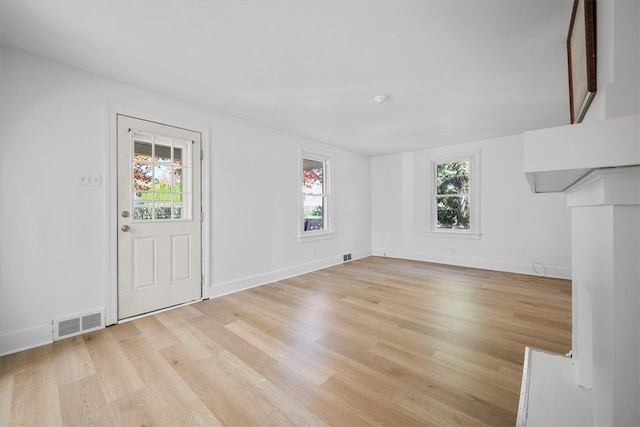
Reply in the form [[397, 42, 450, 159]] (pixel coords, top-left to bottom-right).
[[121, 225, 130, 232], [121, 210, 130, 218]]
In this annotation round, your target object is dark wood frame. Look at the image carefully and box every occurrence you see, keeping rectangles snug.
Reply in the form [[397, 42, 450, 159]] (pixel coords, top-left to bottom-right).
[[567, 0, 597, 124]]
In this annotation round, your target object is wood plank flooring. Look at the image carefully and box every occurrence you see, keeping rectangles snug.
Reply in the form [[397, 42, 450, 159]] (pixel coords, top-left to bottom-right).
[[0, 256, 572, 426]]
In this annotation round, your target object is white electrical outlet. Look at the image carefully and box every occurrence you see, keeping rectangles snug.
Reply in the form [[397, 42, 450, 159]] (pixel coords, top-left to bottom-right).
[[78, 174, 102, 186]]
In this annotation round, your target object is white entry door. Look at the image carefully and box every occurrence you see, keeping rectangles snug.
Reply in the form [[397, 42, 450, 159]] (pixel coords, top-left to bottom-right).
[[117, 115, 202, 320]]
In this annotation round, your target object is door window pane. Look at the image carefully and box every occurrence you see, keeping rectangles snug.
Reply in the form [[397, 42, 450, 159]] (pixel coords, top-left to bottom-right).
[[173, 202, 183, 219], [154, 164, 172, 194], [173, 147, 183, 166], [154, 203, 172, 220], [154, 139, 172, 163], [173, 168, 182, 193], [130, 131, 192, 221], [133, 162, 153, 191], [133, 141, 153, 162], [133, 200, 153, 220]]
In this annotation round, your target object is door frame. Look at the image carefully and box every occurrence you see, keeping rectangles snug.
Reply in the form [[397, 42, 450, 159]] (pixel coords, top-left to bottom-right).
[[105, 105, 211, 326]]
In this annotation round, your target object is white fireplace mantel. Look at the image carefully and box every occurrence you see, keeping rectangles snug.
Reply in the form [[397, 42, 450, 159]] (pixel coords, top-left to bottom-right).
[[519, 114, 640, 426], [523, 113, 639, 193]]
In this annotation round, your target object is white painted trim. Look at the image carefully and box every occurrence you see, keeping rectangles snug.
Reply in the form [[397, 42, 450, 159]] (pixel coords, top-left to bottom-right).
[[208, 249, 371, 298], [371, 249, 571, 279], [199, 125, 212, 299], [424, 230, 482, 240], [565, 165, 640, 207], [105, 104, 212, 324], [298, 231, 335, 243], [117, 298, 203, 324], [106, 109, 118, 326], [0, 325, 53, 357], [516, 346, 532, 427]]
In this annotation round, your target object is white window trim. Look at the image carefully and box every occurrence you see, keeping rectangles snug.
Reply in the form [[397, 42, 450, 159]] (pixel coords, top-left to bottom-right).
[[426, 150, 482, 240], [299, 149, 334, 242]]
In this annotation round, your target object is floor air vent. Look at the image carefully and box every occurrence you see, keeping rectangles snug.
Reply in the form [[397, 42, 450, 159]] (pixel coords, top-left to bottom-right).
[[53, 309, 105, 341]]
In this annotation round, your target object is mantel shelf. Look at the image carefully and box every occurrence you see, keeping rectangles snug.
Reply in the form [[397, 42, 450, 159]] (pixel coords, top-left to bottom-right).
[[523, 114, 639, 193]]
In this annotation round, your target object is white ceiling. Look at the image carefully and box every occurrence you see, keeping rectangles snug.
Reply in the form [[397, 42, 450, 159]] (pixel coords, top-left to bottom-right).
[[0, 0, 575, 156]]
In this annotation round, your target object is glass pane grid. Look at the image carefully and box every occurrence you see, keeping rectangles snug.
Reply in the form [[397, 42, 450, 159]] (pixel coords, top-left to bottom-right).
[[302, 156, 327, 232], [131, 133, 192, 222], [434, 160, 471, 230]]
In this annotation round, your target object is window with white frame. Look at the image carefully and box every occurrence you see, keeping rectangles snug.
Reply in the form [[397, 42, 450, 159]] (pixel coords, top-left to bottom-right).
[[428, 151, 480, 238], [301, 152, 331, 236]]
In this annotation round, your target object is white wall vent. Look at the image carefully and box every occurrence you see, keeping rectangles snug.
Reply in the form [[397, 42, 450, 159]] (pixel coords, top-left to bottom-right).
[[53, 308, 105, 341]]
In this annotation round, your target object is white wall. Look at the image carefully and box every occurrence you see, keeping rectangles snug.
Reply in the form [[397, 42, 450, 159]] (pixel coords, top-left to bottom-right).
[[372, 134, 572, 278], [584, 0, 640, 121], [0, 47, 372, 355]]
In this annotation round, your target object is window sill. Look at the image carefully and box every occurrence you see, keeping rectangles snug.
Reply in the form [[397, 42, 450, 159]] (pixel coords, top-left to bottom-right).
[[298, 231, 335, 243], [425, 230, 482, 240]]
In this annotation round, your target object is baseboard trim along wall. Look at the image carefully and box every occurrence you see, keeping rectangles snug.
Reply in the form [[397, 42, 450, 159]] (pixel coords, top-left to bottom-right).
[[208, 249, 372, 299], [0, 325, 53, 357], [371, 249, 571, 280]]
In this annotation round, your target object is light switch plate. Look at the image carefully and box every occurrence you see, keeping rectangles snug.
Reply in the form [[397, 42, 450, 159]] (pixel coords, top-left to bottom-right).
[[78, 174, 102, 186]]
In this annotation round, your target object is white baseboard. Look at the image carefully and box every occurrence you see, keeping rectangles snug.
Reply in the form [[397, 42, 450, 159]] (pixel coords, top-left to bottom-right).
[[371, 249, 571, 279], [208, 249, 372, 299], [0, 324, 52, 357]]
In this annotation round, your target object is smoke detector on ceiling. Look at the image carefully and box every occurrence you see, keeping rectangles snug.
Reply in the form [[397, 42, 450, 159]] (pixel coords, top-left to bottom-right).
[[374, 94, 390, 104]]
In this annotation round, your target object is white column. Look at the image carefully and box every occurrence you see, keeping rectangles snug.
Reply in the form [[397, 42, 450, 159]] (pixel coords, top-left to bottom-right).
[[566, 166, 640, 426]]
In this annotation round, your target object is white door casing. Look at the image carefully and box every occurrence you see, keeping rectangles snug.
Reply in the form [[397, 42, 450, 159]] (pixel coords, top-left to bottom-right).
[[117, 115, 202, 319]]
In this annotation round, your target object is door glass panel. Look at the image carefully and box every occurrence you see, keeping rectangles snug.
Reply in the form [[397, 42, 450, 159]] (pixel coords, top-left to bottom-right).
[[134, 191, 153, 200], [130, 131, 192, 222], [155, 143, 171, 163], [134, 141, 153, 162], [155, 203, 172, 220], [133, 163, 153, 191], [173, 147, 183, 166], [173, 168, 182, 192], [154, 164, 172, 194], [173, 202, 183, 219], [175, 194, 190, 220], [133, 199, 153, 220]]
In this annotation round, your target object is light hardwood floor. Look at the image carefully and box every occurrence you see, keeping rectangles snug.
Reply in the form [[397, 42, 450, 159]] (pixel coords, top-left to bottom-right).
[[0, 257, 572, 426]]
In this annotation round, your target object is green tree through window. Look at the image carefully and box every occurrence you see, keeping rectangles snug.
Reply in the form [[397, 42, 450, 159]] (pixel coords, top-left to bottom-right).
[[435, 161, 470, 229]]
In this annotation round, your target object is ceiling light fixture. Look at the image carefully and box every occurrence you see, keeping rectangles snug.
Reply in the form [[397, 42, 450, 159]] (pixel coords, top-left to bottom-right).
[[374, 94, 390, 104]]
